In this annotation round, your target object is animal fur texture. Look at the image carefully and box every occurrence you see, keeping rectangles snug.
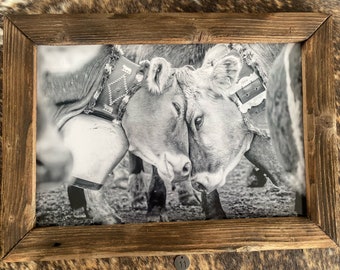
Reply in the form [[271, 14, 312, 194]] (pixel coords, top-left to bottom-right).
[[266, 43, 305, 194]]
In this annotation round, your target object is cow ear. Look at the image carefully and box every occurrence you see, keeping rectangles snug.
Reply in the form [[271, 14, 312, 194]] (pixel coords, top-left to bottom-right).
[[210, 53, 242, 95], [146, 57, 173, 94], [202, 44, 231, 69], [135, 60, 150, 82]]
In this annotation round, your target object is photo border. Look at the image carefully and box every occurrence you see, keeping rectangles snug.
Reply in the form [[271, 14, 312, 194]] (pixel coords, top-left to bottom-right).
[[1, 13, 338, 262]]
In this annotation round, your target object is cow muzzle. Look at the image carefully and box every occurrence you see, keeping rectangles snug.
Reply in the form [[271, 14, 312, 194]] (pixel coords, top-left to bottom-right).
[[191, 178, 208, 193], [160, 152, 192, 182], [190, 170, 226, 194]]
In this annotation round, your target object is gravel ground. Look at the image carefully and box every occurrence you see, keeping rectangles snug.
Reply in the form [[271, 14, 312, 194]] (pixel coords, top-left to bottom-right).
[[36, 155, 297, 227]]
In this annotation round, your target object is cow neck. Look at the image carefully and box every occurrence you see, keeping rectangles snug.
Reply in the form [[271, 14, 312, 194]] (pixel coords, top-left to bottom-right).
[[228, 44, 270, 138], [229, 76, 270, 138], [84, 45, 142, 124]]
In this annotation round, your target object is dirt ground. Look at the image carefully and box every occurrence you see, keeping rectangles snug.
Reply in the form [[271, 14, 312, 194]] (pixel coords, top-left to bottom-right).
[[36, 155, 297, 227]]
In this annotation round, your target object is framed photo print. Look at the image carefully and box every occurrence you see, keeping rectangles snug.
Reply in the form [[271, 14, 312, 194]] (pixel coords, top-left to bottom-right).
[[1, 13, 338, 262]]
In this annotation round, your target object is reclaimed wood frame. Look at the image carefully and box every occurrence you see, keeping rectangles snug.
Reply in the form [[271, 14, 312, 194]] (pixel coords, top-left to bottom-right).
[[1, 13, 338, 262]]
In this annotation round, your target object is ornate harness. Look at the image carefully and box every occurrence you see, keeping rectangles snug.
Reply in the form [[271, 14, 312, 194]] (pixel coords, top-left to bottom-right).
[[229, 44, 269, 138], [230, 71, 268, 137], [84, 46, 143, 123]]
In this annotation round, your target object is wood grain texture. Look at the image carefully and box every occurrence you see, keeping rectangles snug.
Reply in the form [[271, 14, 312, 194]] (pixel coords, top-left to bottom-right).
[[7, 13, 328, 45], [1, 249, 340, 270], [1, 18, 36, 259], [302, 17, 339, 244], [3, 217, 337, 262], [0, 0, 340, 269]]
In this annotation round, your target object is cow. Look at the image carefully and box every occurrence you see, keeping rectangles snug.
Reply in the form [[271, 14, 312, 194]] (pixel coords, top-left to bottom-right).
[[123, 44, 269, 216], [266, 43, 305, 194], [173, 43, 305, 217], [38, 45, 192, 224], [121, 44, 213, 212]]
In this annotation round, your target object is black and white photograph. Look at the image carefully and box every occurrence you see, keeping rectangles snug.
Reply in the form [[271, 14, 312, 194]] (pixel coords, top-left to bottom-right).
[[36, 42, 306, 227]]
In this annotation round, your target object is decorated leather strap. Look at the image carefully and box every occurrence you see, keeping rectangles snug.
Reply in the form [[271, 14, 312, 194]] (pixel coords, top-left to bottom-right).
[[230, 72, 269, 137], [85, 55, 142, 121], [232, 72, 266, 113]]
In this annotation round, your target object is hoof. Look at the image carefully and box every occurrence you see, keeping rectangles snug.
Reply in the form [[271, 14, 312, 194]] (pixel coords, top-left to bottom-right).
[[131, 196, 148, 210], [84, 189, 123, 224], [205, 212, 227, 220], [89, 212, 123, 225], [72, 207, 88, 219], [146, 207, 168, 222], [247, 168, 268, 187]]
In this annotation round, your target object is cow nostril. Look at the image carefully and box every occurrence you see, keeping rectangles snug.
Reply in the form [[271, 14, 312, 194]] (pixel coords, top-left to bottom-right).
[[182, 162, 191, 176], [192, 181, 207, 192]]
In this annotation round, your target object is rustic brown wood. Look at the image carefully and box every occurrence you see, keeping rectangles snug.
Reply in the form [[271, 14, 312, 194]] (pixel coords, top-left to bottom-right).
[[3, 217, 337, 262], [1, 249, 340, 270], [302, 16, 339, 244], [1, 12, 338, 264], [7, 13, 328, 45], [1, 18, 36, 259]]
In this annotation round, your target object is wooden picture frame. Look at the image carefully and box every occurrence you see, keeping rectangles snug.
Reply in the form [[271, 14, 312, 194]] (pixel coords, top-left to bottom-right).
[[1, 13, 338, 262]]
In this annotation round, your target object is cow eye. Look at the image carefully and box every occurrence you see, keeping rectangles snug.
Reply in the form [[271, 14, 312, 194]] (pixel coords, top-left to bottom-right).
[[172, 102, 181, 117], [194, 116, 203, 130]]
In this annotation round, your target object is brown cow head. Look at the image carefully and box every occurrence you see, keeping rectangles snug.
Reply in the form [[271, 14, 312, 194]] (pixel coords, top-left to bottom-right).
[[176, 47, 253, 193], [122, 57, 191, 182]]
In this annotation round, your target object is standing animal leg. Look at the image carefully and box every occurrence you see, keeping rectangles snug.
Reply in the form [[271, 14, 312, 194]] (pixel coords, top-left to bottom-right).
[[84, 188, 123, 224], [199, 163, 269, 220], [201, 189, 226, 220], [127, 154, 170, 221], [128, 153, 148, 209], [67, 185, 88, 218], [244, 134, 305, 215], [244, 135, 286, 187], [147, 166, 168, 222], [198, 166, 268, 220], [67, 183, 123, 224]]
